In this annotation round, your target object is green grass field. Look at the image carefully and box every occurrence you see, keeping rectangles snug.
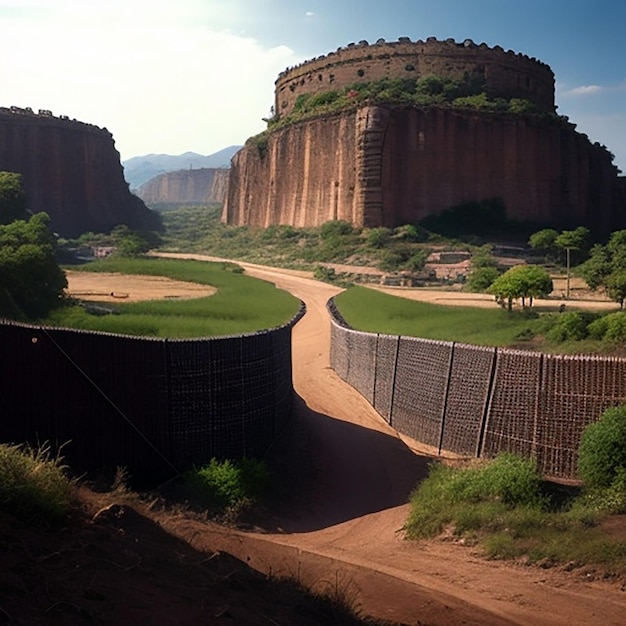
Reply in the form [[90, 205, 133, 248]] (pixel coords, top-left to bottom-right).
[[334, 286, 539, 346], [333, 286, 622, 353], [45, 257, 300, 338]]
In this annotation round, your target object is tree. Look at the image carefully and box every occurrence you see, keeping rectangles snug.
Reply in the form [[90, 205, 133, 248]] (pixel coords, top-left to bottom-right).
[[577, 244, 612, 290], [578, 230, 626, 309], [0, 212, 67, 319], [111, 224, 152, 257], [606, 270, 626, 310], [488, 264, 553, 311], [554, 227, 590, 299], [466, 245, 501, 292], [0, 171, 28, 224], [528, 228, 559, 261]]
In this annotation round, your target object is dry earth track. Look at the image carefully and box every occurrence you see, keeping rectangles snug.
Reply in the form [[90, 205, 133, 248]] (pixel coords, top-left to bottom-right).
[[139, 253, 626, 625]]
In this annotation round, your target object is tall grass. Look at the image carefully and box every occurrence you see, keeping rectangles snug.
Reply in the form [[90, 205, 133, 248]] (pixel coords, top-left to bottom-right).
[[0, 443, 73, 524], [48, 257, 300, 338], [405, 454, 626, 574]]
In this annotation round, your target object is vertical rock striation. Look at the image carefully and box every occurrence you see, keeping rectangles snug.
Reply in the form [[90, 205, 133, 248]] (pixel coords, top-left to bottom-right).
[[224, 38, 625, 235]]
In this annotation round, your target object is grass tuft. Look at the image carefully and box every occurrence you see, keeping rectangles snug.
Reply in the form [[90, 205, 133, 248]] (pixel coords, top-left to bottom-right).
[[0, 442, 74, 525]]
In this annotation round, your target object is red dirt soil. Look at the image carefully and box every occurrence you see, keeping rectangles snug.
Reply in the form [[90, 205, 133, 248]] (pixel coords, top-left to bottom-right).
[[3, 257, 625, 625]]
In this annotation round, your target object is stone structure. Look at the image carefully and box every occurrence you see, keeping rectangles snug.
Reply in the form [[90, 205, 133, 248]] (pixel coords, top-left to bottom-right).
[[137, 168, 230, 206], [224, 38, 625, 236], [275, 37, 555, 117], [0, 107, 160, 237]]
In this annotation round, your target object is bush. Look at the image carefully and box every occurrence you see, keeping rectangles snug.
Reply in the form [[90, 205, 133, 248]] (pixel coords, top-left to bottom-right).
[[320, 220, 353, 241], [467, 266, 500, 292], [587, 312, 626, 342], [454, 453, 545, 508], [186, 457, 271, 511], [578, 405, 626, 492], [604, 312, 626, 342], [0, 443, 73, 524], [546, 311, 593, 342], [313, 265, 337, 282], [405, 453, 545, 539], [365, 227, 392, 249]]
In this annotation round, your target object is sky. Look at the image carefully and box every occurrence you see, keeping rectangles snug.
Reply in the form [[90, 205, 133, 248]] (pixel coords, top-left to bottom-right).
[[1, 0, 625, 170]]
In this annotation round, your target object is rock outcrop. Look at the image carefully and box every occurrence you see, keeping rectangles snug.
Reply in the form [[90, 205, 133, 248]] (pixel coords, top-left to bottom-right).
[[224, 106, 623, 235], [0, 107, 160, 237], [136, 168, 229, 206], [224, 38, 625, 236]]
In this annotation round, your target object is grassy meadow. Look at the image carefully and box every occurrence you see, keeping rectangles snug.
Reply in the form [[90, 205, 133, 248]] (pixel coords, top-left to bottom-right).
[[334, 286, 527, 345], [45, 257, 300, 338], [333, 286, 622, 354]]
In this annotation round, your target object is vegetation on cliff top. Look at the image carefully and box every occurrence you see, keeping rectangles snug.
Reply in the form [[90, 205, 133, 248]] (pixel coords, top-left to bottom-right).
[[248, 73, 558, 155]]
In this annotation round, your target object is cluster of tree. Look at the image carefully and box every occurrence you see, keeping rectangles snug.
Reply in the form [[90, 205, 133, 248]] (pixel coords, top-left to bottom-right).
[[466, 225, 626, 312], [0, 172, 67, 319], [487, 264, 553, 311], [529, 226, 590, 298], [577, 230, 626, 309], [0, 171, 158, 321]]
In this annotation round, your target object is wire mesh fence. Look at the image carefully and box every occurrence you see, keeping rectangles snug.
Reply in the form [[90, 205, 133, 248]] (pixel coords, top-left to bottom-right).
[[328, 299, 626, 478], [0, 304, 304, 480]]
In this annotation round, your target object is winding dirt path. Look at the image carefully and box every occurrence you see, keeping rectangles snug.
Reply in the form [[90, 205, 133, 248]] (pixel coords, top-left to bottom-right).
[[146, 253, 626, 625]]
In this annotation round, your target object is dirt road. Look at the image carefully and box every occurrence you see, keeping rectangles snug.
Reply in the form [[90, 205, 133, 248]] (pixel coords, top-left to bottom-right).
[[145, 254, 626, 625]]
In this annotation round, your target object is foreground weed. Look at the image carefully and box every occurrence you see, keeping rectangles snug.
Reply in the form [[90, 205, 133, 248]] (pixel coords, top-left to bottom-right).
[[0, 442, 73, 524], [184, 457, 271, 516]]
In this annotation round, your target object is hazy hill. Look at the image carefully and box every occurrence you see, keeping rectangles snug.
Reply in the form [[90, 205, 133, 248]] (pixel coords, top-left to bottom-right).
[[122, 146, 241, 189]]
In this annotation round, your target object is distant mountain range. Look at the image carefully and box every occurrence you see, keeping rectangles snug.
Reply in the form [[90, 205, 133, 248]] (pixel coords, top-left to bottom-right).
[[122, 146, 241, 190]]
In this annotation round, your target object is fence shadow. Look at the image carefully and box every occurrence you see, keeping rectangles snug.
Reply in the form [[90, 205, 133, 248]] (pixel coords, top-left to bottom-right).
[[262, 394, 432, 533]]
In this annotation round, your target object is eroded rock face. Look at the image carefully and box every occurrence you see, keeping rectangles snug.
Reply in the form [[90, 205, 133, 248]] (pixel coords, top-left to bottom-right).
[[224, 106, 624, 235], [136, 168, 229, 205], [225, 38, 625, 236], [0, 108, 160, 237]]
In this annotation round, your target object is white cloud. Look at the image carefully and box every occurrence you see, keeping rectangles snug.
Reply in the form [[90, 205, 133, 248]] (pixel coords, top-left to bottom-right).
[[306, 11, 315, 17], [558, 80, 626, 99], [561, 84, 604, 97], [0, 2, 301, 158]]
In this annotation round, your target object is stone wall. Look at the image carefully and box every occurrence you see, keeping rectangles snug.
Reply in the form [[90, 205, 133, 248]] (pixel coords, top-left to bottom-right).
[[224, 106, 623, 234], [137, 168, 230, 205], [0, 107, 160, 237], [275, 38, 555, 117]]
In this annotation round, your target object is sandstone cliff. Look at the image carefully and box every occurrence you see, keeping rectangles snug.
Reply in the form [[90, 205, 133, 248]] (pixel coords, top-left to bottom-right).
[[137, 168, 229, 206], [0, 108, 160, 237], [223, 106, 624, 236]]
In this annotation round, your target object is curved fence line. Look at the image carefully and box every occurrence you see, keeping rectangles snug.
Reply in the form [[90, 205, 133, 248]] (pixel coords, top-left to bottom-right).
[[0, 304, 305, 480], [327, 298, 626, 478]]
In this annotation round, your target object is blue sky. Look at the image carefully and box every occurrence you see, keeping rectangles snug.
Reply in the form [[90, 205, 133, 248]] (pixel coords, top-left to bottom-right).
[[1, 0, 624, 170]]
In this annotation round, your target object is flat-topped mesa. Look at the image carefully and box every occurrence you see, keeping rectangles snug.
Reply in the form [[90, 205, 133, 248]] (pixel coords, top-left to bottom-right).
[[224, 37, 625, 236], [275, 37, 555, 117], [0, 105, 114, 137], [0, 106, 160, 237]]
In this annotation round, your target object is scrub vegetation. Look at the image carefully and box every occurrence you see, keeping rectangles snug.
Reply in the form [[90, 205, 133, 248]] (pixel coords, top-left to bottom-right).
[[406, 405, 626, 576]]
